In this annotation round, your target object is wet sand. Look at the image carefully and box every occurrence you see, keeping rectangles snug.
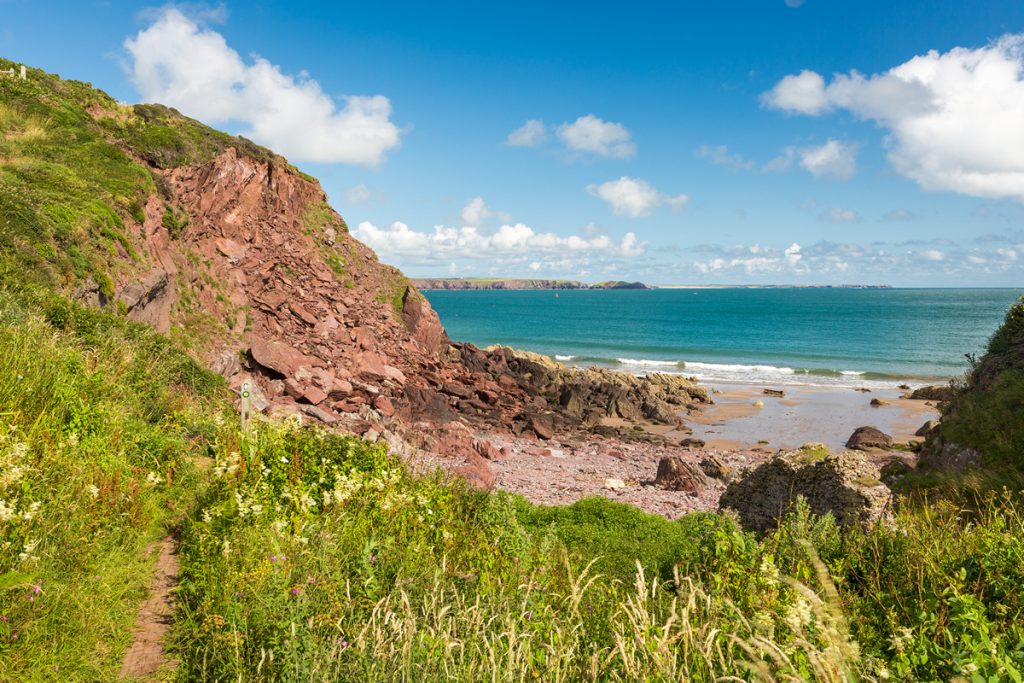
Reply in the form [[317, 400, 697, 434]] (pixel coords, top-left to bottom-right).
[[686, 384, 940, 451]]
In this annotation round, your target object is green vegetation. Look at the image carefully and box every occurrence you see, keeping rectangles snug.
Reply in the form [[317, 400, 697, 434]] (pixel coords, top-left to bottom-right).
[[3, 62, 1024, 682], [930, 296, 1024, 487], [0, 290, 225, 679]]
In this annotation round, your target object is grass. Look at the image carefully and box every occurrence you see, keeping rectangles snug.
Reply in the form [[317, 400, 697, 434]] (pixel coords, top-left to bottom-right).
[[0, 289, 225, 680]]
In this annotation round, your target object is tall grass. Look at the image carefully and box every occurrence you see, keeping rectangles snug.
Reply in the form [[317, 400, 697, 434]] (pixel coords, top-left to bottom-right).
[[0, 291, 223, 680]]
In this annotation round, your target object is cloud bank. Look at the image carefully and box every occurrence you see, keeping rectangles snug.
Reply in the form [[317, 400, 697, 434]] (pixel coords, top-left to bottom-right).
[[125, 8, 402, 166]]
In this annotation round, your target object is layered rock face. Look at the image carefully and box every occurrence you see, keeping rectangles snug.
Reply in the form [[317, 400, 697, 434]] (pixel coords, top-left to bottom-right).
[[102, 142, 705, 470], [719, 448, 891, 532]]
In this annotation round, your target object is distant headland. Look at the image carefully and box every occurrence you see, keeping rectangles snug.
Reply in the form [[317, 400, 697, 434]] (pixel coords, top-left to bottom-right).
[[412, 278, 892, 290], [411, 278, 650, 290]]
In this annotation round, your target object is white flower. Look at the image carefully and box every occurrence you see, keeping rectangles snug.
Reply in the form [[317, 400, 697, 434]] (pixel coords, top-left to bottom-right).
[[222, 540, 232, 557], [87, 484, 99, 500], [280, 456, 289, 464], [0, 499, 15, 522], [145, 471, 163, 487]]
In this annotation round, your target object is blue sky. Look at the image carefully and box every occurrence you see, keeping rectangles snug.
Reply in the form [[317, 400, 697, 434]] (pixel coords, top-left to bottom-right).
[[3, 1, 1024, 285]]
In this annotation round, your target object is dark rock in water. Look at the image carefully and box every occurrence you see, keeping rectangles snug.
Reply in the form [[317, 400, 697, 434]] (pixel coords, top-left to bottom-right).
[[719, 448, 891, 532], [762, 388, 785, 397], [654, 456, 708, 492], [870, 397, 890, 407], [699, 455, 732, 480], [846, 426, 893, 451], [915, 419, 941, 438], [898, 384, 911, 390], [910, 384, 954, 402]]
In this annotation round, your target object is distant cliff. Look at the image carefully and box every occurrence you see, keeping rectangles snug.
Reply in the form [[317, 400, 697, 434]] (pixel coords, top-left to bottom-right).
[[412, 278, 649, 290]]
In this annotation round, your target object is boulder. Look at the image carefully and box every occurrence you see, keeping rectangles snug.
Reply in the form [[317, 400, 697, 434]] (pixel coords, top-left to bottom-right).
[[604, 478, 626, 490], [846, 426, 893, 451], [870, 398, 890, 407], [719, 448, 891, 532], [527, 413, 555, 440], [699, 455, 732, 480], [910, 384, 954, 402], [472, 439, 503, 461], [250, 339, 317, 377], [921, 442, 982, 470], [763, 388, 785, 397], [679, 437, 706, 448], [915, 419, 941, 438], [654, 457, 708, 493]]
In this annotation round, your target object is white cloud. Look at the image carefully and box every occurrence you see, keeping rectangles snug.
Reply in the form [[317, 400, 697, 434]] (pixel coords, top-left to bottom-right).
[[764, 139, 857, 179], [818, 207, 862, 223], [884, 208, 917, 221], [556, 115, 636, 159], [344, 184, 372, 204], [507, 119, 547, 147], [586, 177, 689, 217], [461, 197, 491, 227], [798, 139, 858, 179], [921, 249, 946, 261], [762, 70, 829, 114], [353, 221, 647, 261], [124, 8, 402, 166], [696, 144, 755, 170], [763, 34, 1024, 201]]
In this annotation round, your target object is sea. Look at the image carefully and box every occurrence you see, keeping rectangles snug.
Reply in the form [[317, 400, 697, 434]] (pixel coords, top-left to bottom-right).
[[421, 288, 1024, 389]]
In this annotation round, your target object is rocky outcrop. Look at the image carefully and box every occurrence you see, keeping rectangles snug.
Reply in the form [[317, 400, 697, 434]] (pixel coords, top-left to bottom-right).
[[719, 447, 891, 532], [909, 384, 955, 402], [845, 426, 893, 451]]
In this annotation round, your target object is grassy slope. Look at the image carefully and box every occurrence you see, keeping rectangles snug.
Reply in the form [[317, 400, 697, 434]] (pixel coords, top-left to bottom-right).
[[2, 63, 1024, 681], [935, 297, 1024, 480]]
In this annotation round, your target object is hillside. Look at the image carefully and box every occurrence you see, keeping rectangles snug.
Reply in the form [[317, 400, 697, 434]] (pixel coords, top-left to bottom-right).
[[922, 295, 1024, 482], [3, 61, 1024, 682]]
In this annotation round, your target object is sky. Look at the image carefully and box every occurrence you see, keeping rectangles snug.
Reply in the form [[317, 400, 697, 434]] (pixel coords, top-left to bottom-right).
[[3, 1, 1024, 286]]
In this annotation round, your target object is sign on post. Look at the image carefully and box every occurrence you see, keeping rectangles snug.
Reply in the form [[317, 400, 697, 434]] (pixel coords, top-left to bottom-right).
[[240, 380, 252, 431]]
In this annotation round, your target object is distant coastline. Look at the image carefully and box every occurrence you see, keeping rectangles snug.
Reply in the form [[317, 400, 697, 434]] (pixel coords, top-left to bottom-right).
[[411, 278, 649, 290]]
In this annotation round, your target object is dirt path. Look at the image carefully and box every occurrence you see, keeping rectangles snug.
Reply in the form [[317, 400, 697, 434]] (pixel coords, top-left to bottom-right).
[[119, 536, 179, 680]]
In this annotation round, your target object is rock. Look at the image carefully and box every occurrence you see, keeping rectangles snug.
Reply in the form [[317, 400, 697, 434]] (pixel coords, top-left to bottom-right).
[[330, 378, 354, 397], [441, 382, 474, 399], [373, 395, 395, 417], [679, 437, 706, 448], [454, 452, 494, 490], [215, 238, 246, 261], [527, 413, 555, 440], [699, 455, 732, 480], [763, 389, 785, 397], [870, 398, 890, 407], [209, 350, 241, 378], [910, 384, 954, 402], [473, 439, 503, 460], [846, 426, 893, 451], [915, 419, 941, 438], [300, 404, 338, 424], [603, 478, 626, 490], [753, 400, 764, 408], [720, 448, 891, 532], [898, 384, 911, 390], [301, 385, 328, 406], [250, 339, 317, 377], [654, 456, 708, 492], [921, 442, 982, 470]]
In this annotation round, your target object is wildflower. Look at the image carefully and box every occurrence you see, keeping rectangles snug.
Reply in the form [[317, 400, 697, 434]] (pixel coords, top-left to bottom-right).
[[145, 471, 163, 487], [222, 540, 232, 558], [21, 501, 41, 521], [291, 587, 301, 596], [280, 456, 289, 464], [87, 484, 99, 500], [961, 663, 979, 675]]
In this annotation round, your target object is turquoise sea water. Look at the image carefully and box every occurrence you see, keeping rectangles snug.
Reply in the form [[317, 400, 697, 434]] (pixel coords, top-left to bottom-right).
[[422, 288, 1024, 387]]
